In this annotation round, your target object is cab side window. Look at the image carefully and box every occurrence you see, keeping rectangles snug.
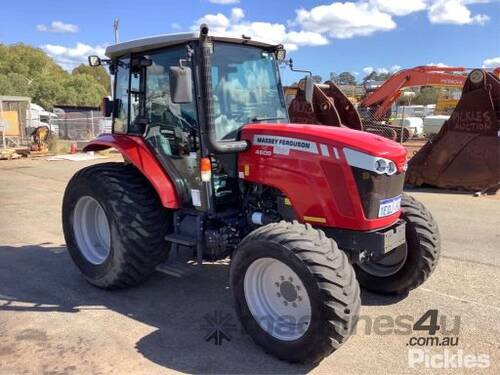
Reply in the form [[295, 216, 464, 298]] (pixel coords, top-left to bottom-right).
[[145, 47, 198, 157], [113, 57, 130, 134]]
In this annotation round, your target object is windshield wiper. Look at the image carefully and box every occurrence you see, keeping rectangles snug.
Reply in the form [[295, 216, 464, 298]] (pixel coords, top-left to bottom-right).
[[250, 116, 287, 123]]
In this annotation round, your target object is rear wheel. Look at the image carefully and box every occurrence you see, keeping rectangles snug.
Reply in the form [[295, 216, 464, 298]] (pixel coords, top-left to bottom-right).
[[62, 162, 171, 289], [355, 193, 440, 294], [230, 222, 360, 364]]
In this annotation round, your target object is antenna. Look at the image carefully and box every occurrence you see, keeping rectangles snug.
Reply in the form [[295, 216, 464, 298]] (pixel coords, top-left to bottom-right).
[[113, 18, 120, 44]]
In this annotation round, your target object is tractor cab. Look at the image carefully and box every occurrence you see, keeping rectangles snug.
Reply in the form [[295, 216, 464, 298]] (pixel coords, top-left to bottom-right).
[[90, 26, 289, 213]]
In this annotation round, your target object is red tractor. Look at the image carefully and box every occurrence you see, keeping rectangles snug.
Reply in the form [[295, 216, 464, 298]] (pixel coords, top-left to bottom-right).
[[62, 25, 440, 364]]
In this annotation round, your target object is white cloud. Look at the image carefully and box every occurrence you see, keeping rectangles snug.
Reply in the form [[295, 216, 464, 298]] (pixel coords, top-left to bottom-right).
[[369, 0, 427, 16], [428, 0, 490, 25], [231, 8, 245, 23], [209, 0, 240, 4], [36, 20, 79, 33], [295, 2, 397, 39], [196, 12, 231, 33], [42, 43, 106, 71], [427, 62, 450, 67], [482, 56, 500, 68], [363, 66, 374, 74], [193, 8, 328, 51], [363, 65, 401, 75]]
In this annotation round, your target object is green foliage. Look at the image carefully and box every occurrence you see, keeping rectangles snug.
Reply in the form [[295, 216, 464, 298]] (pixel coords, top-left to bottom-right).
[[72, 64, 110, 94], [0, 43, 109, 110], [337, 71, 357, 85], [363, 71, 391, 83], [329, 72, 339, 83], [412, 86, 439, 105], [312, 75, 323, 83]]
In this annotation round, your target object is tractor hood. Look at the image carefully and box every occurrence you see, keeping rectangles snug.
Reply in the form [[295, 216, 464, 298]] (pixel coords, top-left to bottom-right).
[[241, 123, 407, 171], [238, 123, 407, 231]]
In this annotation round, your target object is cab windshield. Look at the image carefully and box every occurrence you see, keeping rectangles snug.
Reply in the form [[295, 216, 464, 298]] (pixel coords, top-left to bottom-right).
[[211, 43, 287, 140]]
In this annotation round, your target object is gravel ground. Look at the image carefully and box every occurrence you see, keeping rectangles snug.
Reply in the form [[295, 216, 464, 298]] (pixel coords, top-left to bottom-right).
[[0, 156, 498, 375]]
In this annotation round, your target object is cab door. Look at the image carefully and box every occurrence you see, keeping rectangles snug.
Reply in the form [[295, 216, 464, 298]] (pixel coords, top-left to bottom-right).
[[125, 47, 204, 209]]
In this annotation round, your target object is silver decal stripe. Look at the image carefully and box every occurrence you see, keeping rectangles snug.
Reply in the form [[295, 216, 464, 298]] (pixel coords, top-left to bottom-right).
[[333, 147, 340, 159], [343, 148, 377, 170], [253, 135, 319, 154], [320, 144, 329, 157]]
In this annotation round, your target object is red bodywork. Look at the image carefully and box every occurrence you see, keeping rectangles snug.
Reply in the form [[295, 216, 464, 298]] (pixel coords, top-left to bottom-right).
[[85, 125, 406, 231], [83, 134, 181, 209], [238, 123, 407, 231], [360, 66, 467, 120]]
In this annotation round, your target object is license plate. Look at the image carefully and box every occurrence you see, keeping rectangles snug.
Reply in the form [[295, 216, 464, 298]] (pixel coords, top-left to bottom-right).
[[378, 196, 401, 217]]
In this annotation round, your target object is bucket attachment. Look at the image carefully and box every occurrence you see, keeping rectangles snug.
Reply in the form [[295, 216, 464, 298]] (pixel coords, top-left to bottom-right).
[[287, 81, 363, 130], [406, 70, 500, 191]]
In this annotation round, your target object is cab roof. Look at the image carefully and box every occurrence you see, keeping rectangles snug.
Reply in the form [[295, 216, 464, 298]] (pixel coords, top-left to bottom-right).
[[105, 31, 280, 59]]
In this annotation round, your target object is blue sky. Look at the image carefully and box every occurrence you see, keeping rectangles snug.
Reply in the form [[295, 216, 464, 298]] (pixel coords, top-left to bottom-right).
[[0, 0, 499, 83]]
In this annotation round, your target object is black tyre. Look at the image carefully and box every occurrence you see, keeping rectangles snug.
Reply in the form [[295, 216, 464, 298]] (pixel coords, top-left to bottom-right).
[[355, 193, 440, 294], [230, 221, 360, 364], [62, 162, 171, 289]]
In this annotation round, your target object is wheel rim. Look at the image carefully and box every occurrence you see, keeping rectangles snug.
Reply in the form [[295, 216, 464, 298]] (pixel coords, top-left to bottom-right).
[[358, 245, 408, 277], [244, 257, 311, 341], [73, 196, 111, 265]]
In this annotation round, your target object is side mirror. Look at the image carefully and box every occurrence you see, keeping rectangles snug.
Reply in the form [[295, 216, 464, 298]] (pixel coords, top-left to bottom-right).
[[304, 75, 314, 105], [88, 55, 102, 67], [100, 97, 113, 117], [275, 48, 286, 61], [169, 66, 193, 103]]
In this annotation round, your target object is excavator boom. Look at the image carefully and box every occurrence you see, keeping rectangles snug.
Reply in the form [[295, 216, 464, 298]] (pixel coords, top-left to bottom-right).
[[360, 66, 467, 120]]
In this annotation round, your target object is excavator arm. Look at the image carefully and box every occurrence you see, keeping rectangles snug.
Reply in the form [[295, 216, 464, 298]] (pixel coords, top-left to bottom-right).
[[360, 66, 467, 120]]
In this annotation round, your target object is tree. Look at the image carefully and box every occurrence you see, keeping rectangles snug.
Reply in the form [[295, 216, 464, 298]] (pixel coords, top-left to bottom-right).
[[0, 43, 108, 110], [72, 64, 111, 94], [363, 71, 391, 83], [329, 72, 339, 83], [412, 86, 439, 105], [65, 74, 108, 106], [312, 75, 322, 83], [337, 72, 356, 85]]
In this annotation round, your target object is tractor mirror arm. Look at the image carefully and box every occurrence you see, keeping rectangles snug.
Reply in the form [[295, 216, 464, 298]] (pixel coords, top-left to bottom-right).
[[285, 58, 312, 76]]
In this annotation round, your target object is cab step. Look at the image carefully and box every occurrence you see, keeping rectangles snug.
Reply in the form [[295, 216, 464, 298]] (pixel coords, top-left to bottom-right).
[[164, 233, 197, 247]]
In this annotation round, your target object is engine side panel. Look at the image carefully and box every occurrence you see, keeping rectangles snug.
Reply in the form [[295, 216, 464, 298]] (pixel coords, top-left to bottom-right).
[[83, 134, 181, 209], [238, 124, 406, 231]]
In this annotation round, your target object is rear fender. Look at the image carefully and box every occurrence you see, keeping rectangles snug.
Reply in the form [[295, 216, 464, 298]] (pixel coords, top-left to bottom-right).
[[83, 134, 181, 209]]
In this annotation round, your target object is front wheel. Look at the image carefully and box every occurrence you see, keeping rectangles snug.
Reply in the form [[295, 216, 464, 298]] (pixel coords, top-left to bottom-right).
[[230, 222, 360, 364], [355, 193, 441, 294]]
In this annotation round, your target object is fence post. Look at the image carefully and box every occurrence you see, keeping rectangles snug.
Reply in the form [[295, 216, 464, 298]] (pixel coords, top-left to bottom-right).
[[90, 111, 95, 138], [0, 99, 5, 149], [399, 105, 406, 144]]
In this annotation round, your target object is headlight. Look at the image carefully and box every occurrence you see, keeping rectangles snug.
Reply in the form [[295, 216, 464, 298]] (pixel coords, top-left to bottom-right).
[[343, 148, 398, 176]]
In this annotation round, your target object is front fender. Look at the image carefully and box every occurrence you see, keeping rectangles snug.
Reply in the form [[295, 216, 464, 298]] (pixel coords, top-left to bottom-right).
[[83, 134, 181, 209]]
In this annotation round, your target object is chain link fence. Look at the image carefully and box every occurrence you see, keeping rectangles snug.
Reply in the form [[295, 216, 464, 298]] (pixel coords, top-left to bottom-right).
[[359, 103, 439, 144], [52, 108, 111, 141]]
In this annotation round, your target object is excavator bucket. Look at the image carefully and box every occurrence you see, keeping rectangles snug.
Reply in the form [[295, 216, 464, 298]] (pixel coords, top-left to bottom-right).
[[287, 81, 363, 130], [406, 70, 500, 191]]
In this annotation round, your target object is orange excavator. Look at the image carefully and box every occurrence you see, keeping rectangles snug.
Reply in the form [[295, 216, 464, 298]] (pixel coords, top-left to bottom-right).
[[359, 66, 467, 120]]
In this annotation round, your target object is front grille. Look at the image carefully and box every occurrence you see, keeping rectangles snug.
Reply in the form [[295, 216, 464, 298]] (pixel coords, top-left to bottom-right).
[[351, 167, 405, 219]]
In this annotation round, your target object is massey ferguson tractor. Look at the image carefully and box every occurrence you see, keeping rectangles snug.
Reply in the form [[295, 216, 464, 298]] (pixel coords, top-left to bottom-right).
[[62, 25, 441, 364]]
